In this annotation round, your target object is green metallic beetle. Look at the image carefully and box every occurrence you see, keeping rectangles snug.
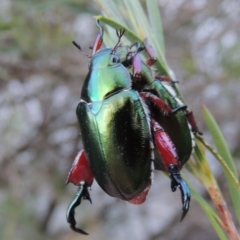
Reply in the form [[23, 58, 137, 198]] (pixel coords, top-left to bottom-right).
[[66, 22, 197, 235]]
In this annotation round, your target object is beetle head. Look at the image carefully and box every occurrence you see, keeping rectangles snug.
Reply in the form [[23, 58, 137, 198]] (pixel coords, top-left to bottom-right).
[[89, 48, 121, 70]]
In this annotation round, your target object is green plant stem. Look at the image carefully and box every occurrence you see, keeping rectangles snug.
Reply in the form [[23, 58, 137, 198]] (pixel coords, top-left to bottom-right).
[[205, 179, 240, 240]]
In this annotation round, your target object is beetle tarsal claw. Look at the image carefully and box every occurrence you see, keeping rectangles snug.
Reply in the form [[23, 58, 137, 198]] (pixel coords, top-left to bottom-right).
[[169, 165, 191, 221], [66, 183, 91, 235]]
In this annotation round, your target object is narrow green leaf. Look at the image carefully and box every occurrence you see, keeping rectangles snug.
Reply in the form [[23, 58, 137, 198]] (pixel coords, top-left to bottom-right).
[[202, 105, 237, 176], [122, 0, 141, 31], [94, 0, 127, 26], [124, 0, 151, 38], [197, 135, 240, 190], [123, 1, 167, 74], [146, 0, 165, 54], [202, 103, 240, 223]]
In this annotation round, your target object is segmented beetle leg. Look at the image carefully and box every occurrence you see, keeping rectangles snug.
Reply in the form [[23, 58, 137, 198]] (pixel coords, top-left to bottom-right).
[[155, 75, 179, 84], [132, 43, 142, 54], [169, 165, 190, 221], [129, 43, 146, 78], [185, 109, 203, 135], [140, 92, 172, 115], [66, 182, 92, 235], [95, 19, 104, 36], [171, 105, 187, 114], [132, 52, 142, 78], [91, 20, 104, 55], [143, 39, 157, 67]]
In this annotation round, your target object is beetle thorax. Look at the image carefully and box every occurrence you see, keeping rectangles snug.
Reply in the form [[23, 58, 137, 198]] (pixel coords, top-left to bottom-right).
[[81, 52, 132, 102]]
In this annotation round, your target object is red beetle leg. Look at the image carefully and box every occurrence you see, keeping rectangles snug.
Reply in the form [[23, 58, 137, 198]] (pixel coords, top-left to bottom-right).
[[146, 58, 156, 67], [151, 119, 178, 170], [155, 75, 178, 83], [151, 119, 190, 220], [91, 32, 103, 54], [185, 109, 202, 135], [66, 149, 93, 235], [67, 181, 92, 235], [132, 53, 142, 78], [140, 92, 172, 115], [140, 92, 185, 115], [144, 39, 157, 67], [154, 75, 201, 135], [91, 20, 104, 54], [67, 149, 94, 187]]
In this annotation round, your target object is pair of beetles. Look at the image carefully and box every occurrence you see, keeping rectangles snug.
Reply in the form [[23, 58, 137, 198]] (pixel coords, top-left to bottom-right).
[[66, 20, 200, 235]]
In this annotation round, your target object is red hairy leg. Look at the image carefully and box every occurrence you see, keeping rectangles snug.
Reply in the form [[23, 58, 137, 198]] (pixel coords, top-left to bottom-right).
[[67, 149, 94, 186], [151, 119, 179, 170]]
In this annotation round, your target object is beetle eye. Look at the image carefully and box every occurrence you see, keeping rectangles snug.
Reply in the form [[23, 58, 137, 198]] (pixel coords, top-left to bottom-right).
[[111, 55, 120, 63]]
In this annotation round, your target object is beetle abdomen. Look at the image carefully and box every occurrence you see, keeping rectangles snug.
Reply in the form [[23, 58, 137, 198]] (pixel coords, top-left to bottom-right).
[[77, 90, 152, 201]]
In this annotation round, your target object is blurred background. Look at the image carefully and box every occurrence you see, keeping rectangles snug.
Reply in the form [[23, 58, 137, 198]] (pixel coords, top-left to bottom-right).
[[0, 0, 239, 239]]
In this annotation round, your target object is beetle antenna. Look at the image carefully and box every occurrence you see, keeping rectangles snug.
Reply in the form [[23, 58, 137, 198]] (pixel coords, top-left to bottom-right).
[[112, 28, 125, 53], [72, 41, 91, 58]]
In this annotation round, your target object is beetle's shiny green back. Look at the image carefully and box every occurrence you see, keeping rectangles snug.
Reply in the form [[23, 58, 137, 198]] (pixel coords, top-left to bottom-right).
[[78, 48, 151, 200], [77, 90, 151, 200]]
